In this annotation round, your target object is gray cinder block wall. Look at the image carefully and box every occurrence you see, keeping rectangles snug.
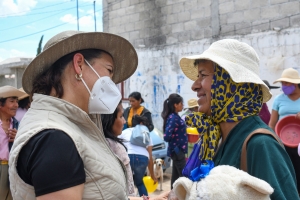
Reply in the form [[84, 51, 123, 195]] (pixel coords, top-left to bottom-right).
[[103, 0, 300, 131]]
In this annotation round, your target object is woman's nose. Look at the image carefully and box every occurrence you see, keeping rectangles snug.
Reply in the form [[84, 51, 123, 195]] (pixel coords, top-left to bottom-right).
[[191, 78, 201, 92]]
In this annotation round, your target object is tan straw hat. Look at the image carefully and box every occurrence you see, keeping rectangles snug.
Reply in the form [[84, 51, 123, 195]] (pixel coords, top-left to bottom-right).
[[0, 86, 26, 99], [179, 39, 271, 103], [18, 88, 29, 100], [273, 68, 300, 84], [185, 98, 198, 109], [22, 30, 138, 94]]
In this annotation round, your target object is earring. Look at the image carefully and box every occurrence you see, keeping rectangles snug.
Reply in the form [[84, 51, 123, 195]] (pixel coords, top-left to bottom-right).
[[75, 73, 82, 81]]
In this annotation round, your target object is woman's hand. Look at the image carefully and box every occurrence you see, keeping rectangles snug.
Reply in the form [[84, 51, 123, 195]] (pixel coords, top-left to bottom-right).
[[295, 112, 300, 120], [150, 191, 170, 200], [167, 190, 179, 200]]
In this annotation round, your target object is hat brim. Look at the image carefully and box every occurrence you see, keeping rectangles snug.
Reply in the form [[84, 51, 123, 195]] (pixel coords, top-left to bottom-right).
[[22, 32, 138, 94], [273, 78, 300, 84], [0, 89, 26, 99], [180, 53, 272, 103]]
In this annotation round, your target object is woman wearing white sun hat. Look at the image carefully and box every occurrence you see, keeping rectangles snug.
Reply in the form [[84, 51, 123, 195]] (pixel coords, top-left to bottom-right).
[[176, 39, 298, 199], [0, 85, 26, 200], [269, 67, 300, 194]]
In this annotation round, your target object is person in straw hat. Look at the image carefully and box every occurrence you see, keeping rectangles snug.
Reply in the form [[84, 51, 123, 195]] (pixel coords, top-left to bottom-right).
[[8, 30, 169, 200], [0, 85, 26, 200], [269, 67, 300, 194], [15, 88, 30, 122], [177, 39, 298, 199], [258, 80, 280, 125], [180, 98, 199, 121]]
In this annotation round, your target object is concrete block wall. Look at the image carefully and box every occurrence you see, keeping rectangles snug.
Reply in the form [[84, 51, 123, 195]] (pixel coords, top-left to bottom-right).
[[103, 0, 300, 131], [103, 0, 300, 47]]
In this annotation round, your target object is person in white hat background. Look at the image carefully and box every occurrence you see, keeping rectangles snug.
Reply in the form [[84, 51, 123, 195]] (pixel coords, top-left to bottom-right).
[[258, 80, 280, 125], [7, 30, 170, 200], [180, 98, 199, 121], [0, 85, 26, 200], [14, 88, 30, 122], [269, 68, 300, 194], [175, 39, 298, 199]]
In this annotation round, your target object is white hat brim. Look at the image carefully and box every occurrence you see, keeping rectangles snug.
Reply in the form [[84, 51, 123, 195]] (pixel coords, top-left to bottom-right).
[[180, 53, 272, 103], [0, 86, 27, 99], [273, 78, 300, 84]]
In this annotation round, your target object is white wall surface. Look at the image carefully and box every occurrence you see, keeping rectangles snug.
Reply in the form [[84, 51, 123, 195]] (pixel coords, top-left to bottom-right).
[[126, 27, 300, 132]]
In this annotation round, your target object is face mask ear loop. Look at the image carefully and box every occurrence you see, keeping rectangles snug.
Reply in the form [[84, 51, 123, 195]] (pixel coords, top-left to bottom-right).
[[85, 59, 101, 79], [76, 73, 94, 100]]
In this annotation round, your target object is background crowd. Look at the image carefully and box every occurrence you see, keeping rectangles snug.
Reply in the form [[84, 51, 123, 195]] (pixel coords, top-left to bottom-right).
[[0, 31, 300, 200]]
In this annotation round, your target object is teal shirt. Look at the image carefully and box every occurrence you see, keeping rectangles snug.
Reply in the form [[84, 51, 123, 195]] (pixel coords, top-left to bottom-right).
[[213, 116, 298, 200]]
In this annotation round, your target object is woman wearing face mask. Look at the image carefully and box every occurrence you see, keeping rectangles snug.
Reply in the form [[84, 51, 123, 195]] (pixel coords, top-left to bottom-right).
[[8, 31, 139, 200], [269, 67, 300, 194]]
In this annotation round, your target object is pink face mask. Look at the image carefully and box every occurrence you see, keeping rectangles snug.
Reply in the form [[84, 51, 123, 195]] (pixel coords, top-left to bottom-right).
[[282, 85, 296, 95]]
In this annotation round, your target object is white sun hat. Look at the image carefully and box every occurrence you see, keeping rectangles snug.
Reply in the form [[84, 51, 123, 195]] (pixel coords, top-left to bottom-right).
[[179, 39, 272, 103], [273, 68, 300, 84], [18, 88, 29, 100], [0, 86, 26, 99]]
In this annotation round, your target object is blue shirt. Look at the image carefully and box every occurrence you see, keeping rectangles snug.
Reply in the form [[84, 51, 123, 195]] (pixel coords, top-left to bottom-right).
[[164, 113, 188, 156], [272, 93, 300, 119]]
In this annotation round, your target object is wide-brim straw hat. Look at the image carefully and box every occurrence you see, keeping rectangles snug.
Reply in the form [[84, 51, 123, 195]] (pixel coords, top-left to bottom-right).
[[185, 98, 198, 109], [262, 80, 280, 89], [18, 88, 29, 100], [0, 86, 26, 99], [22, 30, 138, 94], [273, 68, 300, 84], [179, 39, 272, 103]]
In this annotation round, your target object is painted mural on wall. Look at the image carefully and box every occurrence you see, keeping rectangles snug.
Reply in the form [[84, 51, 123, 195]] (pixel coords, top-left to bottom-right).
[[127, 28, 300, 132]]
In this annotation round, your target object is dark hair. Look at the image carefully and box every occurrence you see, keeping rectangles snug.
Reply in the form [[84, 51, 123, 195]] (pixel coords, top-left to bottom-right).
[[18, 97, 30, 109], [161, 93, 183, 131], [129, 92, 144, 103], [132, 115, 151, 130], [298, 84, 300, 89], [0, 97, 18, 107], [194, 59, 210, 67], [101, 102, 127, 151], [31, 49, 110, 98]]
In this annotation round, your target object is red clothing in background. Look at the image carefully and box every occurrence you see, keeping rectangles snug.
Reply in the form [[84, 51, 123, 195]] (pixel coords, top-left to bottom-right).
[[259, 103, 271, 125]]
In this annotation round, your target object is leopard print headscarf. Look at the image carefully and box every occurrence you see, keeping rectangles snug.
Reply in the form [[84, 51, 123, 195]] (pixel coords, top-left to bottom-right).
[[185, 64, 263, 161]]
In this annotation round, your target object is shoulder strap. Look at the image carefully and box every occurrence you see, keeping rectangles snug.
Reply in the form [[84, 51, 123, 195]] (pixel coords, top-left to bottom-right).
[[240, 128, 284, 172]]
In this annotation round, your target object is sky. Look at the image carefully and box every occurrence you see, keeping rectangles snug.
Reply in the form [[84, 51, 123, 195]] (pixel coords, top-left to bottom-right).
[[0, 0, 103, 62]]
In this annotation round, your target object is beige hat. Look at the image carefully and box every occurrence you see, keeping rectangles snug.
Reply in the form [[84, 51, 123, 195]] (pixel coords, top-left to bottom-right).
[[273, 68, 300, 84], [18, 88, 29, 100], [0, 86, 26, 99], [179, 39, 271, 103], [22, 30, 138, 94], [185, 98, 198, 109]]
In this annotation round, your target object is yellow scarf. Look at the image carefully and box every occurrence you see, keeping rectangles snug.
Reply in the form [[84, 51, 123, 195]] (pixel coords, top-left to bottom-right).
[[128, 106, 144, 127], [185, 65, 263, 161]]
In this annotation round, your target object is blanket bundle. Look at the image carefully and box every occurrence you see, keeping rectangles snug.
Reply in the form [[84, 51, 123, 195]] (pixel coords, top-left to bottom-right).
[[173, 165, 273, 200]]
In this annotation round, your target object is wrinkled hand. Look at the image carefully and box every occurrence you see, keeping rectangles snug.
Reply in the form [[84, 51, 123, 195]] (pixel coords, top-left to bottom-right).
[[150, 191, 170, 200], [296, 112, 300, 120], [7, 128, 17, 142], [167, 190, 179, 200]]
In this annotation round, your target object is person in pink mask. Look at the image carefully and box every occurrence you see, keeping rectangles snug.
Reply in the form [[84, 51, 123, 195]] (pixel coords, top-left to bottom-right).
[[269, 68, 300, 194]]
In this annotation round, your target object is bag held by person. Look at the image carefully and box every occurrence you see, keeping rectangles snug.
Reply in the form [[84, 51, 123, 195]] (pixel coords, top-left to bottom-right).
[[130, 124, 150, 147]]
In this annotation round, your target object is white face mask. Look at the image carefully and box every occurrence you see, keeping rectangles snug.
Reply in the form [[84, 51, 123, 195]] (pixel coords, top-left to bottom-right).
[[79, 59, 121, 114]]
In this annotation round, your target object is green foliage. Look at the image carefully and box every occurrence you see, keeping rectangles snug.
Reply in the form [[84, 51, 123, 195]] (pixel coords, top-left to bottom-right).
[[36, 35, 44, 56]]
